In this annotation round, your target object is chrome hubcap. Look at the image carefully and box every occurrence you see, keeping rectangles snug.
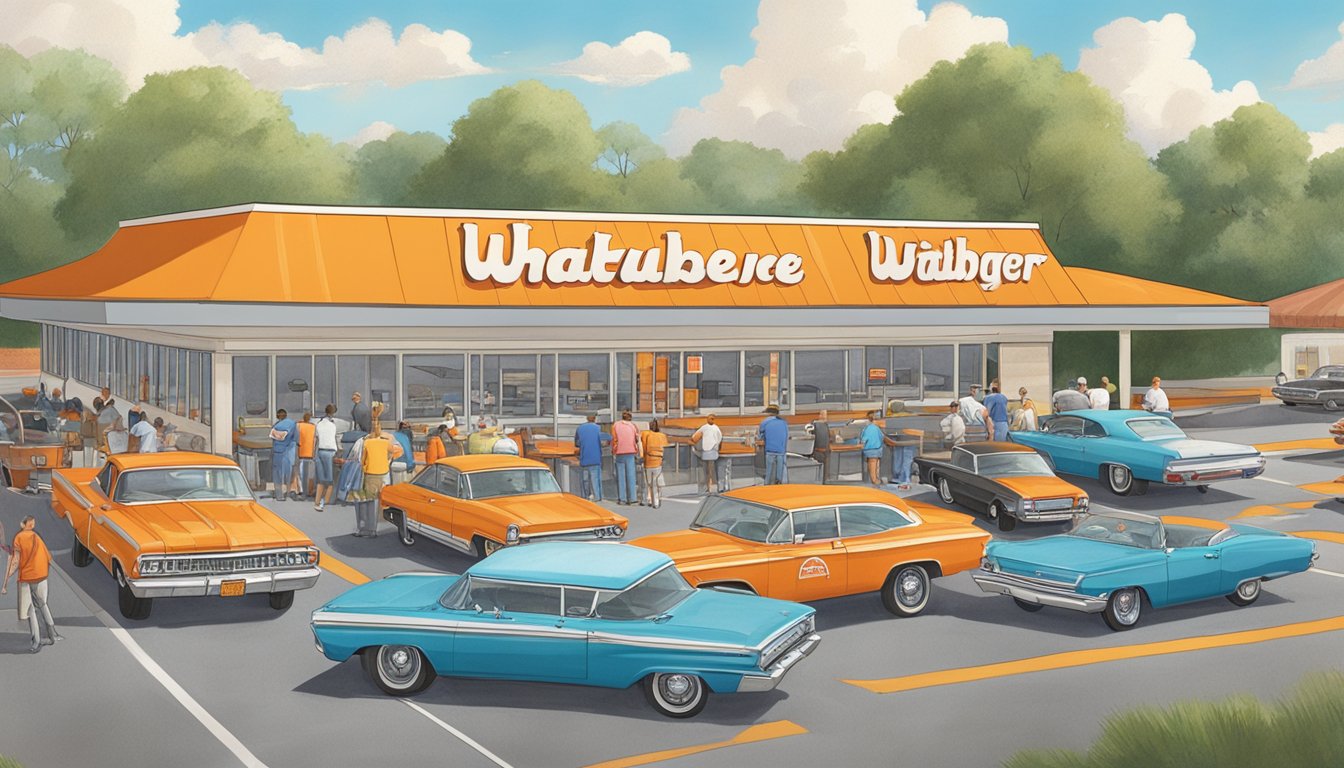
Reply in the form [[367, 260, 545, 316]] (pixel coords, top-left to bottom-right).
[[939, 480, 952, 500], [380, 646, 418, 684], [1239, 581, 1258, 598], [659, 674, 696, 705], [898, 570, 925, 606], [1111, 467, 1128, 489], [1114, 590, 1140, 623]]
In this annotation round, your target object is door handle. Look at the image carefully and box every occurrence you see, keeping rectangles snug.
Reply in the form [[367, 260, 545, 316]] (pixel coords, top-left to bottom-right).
[[832, 540, 844, 549], [1204, 552, 1219, 559], [429, 498, 436, 503]]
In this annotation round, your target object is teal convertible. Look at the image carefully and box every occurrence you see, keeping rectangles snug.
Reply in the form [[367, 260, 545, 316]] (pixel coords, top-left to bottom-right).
[[310, 542, 819, 718]]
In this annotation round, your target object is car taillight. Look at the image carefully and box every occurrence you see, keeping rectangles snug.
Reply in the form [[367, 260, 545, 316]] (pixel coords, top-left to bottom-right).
[[1165, 473, 1182, 483]]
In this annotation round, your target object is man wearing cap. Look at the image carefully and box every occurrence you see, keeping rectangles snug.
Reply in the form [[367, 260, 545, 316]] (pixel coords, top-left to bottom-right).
[[1053, 378, 1092, 414], [940, 400, 967, 447], [959, 384, 987, 427], [758, 404, 790, 484]]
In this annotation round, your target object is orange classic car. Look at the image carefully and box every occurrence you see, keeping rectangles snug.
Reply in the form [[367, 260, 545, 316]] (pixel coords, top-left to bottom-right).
[[632, 485, 990, 617], [50, 452, 320, 620], [380, 455, 628, 558], [0, 396, 73, 492]]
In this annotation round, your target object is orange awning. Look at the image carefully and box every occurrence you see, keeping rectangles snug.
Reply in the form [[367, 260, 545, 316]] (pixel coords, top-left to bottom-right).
[[1269, 278, 1344, 329]]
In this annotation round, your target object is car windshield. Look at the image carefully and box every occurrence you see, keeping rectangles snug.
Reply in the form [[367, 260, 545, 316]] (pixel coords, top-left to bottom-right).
[[467, 468, 561, 499], [1310, 366, 1344, 380], [1126, 418, 1185, 440], [977, 453, 1053, 477], [594, 566, 696, 620], [1067, 513, 1164, 550], [113, 467, 253, 503], [691, 496, 790, 543]]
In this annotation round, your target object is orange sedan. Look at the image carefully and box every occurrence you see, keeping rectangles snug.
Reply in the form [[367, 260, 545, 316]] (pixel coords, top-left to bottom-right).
[[632, 485, 989, 617], [380, 455, 628, 558]]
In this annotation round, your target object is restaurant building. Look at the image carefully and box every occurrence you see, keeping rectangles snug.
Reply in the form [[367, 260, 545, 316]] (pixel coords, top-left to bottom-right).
[[0, 204, 1266, 455]]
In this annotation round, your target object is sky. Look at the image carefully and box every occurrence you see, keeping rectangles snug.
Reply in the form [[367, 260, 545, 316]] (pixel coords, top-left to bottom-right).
[[7, 0, 1344, 157]]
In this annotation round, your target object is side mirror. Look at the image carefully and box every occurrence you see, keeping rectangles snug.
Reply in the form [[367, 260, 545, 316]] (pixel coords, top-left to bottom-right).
[[100, 504, 111, 511], [473, 603, 483, 614], [492, 606, 502, 620], [794, 533, 806, 544]]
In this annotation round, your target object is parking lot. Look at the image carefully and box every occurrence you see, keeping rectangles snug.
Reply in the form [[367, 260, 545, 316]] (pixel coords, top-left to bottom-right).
[[2, 401, 1343, 768]]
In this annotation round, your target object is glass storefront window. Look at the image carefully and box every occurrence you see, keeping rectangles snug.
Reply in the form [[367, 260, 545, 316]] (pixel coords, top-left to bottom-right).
[[540, 355, 556, 417], [924, 345, 955, 400], [744, 351, 790, 410], [275, 356, 313, 417], [403, 354, 465, 420], [337, 355, 368, 422], [638, 352, 679, 415], [232, 356, 270, 420], [684, 351, 739, 414], [476, 354, 542, 418], [987, 343, 1000, 390], [369, 355, 397, 420], [176, 348, 189, 417], [958, 344, 983, 398], [314, 356, 336, 414], [189, 351, 202, 421], [558, 353, 609, 417], [615, 353, 634, 413], [890, 347, 922, 400], [795, 350, 847, 410], [202, 353, 212, 426]]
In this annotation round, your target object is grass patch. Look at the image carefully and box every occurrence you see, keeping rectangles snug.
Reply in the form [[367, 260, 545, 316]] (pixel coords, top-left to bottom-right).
[[0, 318, 39, 348], [1004, 671, 1344, 768], [0, 756, 23, 768]]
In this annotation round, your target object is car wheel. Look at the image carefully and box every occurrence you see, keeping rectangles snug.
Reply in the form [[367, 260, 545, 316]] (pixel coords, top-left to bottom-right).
[[993, 502, 1016, 532], [1, 467, 11, 488], [474, 536, 503, 559], [268, 591, 294, 611], [1282, 401, 1298, 407], [396, 510, 415, 547], [115, 565, 152, 621], [937, 476, 956, 505], [1133, 479, 1150, 496], [1327, 399, 1343, 412], [1102, 587, 1142, 631], [1227, 579, 1262, 606], [881, 564, 931, 617], [71, 537, 94, 567], [643, 673, 708, 718], [1196, 485, 1209, 494], [362, 645, 436, 697], [1104, 465, 1134, 496], [1013, 597, 1044, 612]]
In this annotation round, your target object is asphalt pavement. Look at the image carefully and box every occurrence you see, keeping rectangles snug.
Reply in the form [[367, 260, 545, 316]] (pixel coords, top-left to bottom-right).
[[1, 401, 1342, 768]]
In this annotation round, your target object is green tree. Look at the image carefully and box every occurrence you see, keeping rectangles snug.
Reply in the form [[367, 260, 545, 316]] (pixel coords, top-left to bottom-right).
[[610, 157, 707, 213], [407, 80, 609, 210], [679, 138, 807, 214], [803, 44, 1177, 274], [57, 66, 352, 241], [597, 121, 665, 178], [353, 130, 447, 205]]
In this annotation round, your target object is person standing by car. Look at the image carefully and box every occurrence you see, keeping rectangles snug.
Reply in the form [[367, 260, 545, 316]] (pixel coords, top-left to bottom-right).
[[574, 414, 607, 501], [959, 384, 987, 427], [1143, 376, 1171, 417], [269, 408, 297, 501], [425, 424, 450, 464], [692, 413, 725, 493], [295, 412, 317, 499], [390, 421, 416, 484], [641, 419, 669, 508], [350, 391, 371, 434], [2, 515, 62, 652], [758, 404, 789, 484], [313, 404, 338, 512], [984, 384, 1011, 442], [1087, 378, 1111, 410], [810, 409, 833, 483], [1013, 387, 1038, 431], [129, 413, 159, 453], [612, 411, 640, 505], [861, 411, 898, 486], [941, 400, 967, 447], [356, 404, 402, 537]]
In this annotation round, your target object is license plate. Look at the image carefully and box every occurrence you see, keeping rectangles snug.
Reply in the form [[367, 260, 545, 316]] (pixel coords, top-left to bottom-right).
[[220, 580, 246, 597]]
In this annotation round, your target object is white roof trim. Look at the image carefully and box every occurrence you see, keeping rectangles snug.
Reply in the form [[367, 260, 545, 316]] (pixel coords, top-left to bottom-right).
[[117, 202, 1044, 231]]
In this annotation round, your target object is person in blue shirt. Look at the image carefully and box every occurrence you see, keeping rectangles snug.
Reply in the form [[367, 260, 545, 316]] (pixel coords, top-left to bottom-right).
[[860, 411, 898, 486], [269, 409, 298, 501], [758, 405, 791, 484], [984, 383, 1011, 442], [573, 414, 609, 501]]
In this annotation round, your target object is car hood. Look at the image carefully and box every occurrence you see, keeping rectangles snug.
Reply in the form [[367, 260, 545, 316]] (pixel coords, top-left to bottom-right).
[[1155, 438, 1259, 460], [1278, 379, 1344, 391], [607, 588, 813, 650], [319, 573, 459, 613], [988, 536, 1161, 583], [994, 476, 1084, 499], [485, 493, 627, 531], [630, 528, 753, 566], [124, 500, 313, 552]]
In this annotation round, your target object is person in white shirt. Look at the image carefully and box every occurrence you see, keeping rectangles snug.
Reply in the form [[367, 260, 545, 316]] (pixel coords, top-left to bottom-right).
[[1087, 384, 1110, 410], [959, 384, 987, 426], [1143, 376, 1171, 415], [940, 401, 967, 447], [691, 413, 725, 493], [129, 418, 159, 453], [313, 404, 340, 512]]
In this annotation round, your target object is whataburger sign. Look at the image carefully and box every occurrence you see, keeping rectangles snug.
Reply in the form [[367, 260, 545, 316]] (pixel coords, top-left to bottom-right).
[[461, 222, 1050, 292]]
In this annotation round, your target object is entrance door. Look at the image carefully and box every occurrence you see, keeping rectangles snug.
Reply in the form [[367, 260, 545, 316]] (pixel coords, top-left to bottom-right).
[[636, 352, 678, 415]]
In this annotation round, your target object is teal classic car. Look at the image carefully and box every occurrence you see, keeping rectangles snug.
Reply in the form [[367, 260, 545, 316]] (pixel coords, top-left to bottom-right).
[[972, 511, 1317, 630], [310, 542, 820, 718], [1009, 410, 1265, 496]]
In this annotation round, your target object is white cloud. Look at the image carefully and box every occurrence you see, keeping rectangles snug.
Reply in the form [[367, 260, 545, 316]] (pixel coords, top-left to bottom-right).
[[553, 31, 690, 86], [345, 121, 398, 147], [3, 1, 487, 90], [664, 0, 1008, 159], [1309, 124, 1344, 158], [1077, 14, 1260, 155], [1288, 22, 1344, 93]]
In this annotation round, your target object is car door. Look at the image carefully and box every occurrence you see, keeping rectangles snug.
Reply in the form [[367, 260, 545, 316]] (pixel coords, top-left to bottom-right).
[[949, 449, 992, 506], [397, 465, 441, 531], [837, 504, 916, 593], [1037, 416, 1087, 475], [1217, 533, 1300, 594], [1164, 544, 1223, 605], [768, 506, 848, 601], [86, 464, 124, 571], [450, 578, 587, 680]]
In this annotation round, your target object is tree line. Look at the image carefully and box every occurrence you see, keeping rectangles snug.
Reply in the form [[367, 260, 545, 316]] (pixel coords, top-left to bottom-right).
[[3, 42, 1342, 306]]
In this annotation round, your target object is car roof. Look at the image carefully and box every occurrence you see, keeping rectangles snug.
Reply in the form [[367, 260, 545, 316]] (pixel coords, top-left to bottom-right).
[[466, 542, 672, 590], [1052, 409, 1173, 425], [724, 484, 911, 510], [1088, 509, 1163, 525], [956, 442, 1034, 456], [433, 455, 548, 472], [111, 451, 238, 470]]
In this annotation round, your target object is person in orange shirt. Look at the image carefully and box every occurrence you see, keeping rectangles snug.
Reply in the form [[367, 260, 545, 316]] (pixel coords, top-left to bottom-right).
[[640, 420, 669, 508], [294, 412, 317, 500], [2, 515, 62, 652], [425, 424, 450, 464], [356, 404, 402, 537]]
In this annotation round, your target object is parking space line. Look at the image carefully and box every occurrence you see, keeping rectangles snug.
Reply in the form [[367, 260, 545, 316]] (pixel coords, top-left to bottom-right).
[[582, 720, 808, 768], [319, 552, 371, 585], [844, 615, 1344, 695], [1309, 568, 1344, 579], [52, 564, 269, 768], [1253, 476, 1295, 487], [402, 700, 514, 768], [1252, 438, 1339, 453], [1297, 480, 1344, 496], [1292, 531, 1344, 546]]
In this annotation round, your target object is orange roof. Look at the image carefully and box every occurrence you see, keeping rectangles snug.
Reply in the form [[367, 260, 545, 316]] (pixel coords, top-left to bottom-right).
[[435, 454, 547, 472], [726, 484, 914, 510], [0, 205, 1254, 309], [1268, 278, 1344, 329], [111, 451, 238, 470]]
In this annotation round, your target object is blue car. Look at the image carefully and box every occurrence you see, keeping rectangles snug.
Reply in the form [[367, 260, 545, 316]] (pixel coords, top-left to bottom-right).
[[972, 510, 1318, 630], [310, 542, 820, 718], [1009, 410, 1265, 496]]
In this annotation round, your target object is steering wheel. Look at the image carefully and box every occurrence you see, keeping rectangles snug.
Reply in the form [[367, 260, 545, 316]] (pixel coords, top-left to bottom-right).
[[1079, 524, 1109, 538]]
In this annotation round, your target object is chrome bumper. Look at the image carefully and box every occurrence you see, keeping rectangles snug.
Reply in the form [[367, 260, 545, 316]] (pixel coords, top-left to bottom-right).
[[971, 570, 1106, 613], [1163, 457, 1265, 485], [737, 633, 821, 693], [1018, 508, 1083, 522], [520, 525, 626, 543], [128, 567, 321, 598]]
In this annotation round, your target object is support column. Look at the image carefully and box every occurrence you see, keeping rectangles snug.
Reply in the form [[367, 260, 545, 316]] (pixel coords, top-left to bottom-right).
[[1118, 330, 1132, 411], [211, 352, 233, 456]]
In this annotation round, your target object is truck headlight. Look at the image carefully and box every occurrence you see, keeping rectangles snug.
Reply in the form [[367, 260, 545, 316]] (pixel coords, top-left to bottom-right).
[[1019, 499, 1034, 513], [140, 559, 162, 574], [506, 524, 520, 543]]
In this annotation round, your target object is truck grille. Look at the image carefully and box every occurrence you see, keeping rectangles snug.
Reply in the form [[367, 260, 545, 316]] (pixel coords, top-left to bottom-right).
[[141, 548, 316, 576]]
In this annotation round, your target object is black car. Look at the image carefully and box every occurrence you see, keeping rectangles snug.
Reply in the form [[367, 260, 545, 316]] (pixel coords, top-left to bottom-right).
[[913, 442, 1089, 532], [1271, 365, 1344, 410]]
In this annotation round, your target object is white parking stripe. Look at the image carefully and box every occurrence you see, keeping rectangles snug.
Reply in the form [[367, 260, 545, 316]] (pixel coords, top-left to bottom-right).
[[1309, 567, 1344, 579], [1253, 476, 1295, 486], [402, 700, 515, 768], [52, 565, 269, 768]]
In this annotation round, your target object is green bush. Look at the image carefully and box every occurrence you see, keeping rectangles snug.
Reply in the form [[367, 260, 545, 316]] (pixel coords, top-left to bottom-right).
[[0, 318, 38, 349], [1004, 672, 1344, 768], [0, 755, 23, 768], [1054, 329, 1283, 389]]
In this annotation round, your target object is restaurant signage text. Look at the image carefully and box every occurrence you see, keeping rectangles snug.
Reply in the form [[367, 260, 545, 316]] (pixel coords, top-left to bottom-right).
[[865, 232, 1049, 291]]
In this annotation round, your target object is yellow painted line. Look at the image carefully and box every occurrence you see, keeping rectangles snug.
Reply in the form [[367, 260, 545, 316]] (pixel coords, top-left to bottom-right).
[[583, 720, 808, 768], [1253, 438, 1340, 452], [1284, 500, 1321, 509], [1231, 502, 1316, 519], [319, 552, 371, 585], [1292, 530, 1344, 546], [844, 616, 1344, 695], [1298, 480, 1344, 496]]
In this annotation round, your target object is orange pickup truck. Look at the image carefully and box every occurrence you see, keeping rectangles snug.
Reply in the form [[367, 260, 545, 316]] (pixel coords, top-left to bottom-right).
[[50, 452, 320, 620]]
